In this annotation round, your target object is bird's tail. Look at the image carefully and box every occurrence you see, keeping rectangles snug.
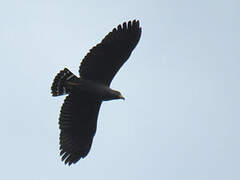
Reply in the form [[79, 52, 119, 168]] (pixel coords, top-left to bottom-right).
[[51, 68, 78, 96]]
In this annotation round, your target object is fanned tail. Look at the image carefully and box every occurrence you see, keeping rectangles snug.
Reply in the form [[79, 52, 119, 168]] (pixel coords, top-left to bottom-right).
[[51, 68, 78, 96]]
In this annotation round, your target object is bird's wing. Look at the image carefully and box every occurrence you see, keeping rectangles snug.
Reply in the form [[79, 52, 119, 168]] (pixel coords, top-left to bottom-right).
[[59, 93, 102, 165], [79, 20, 142, 86]]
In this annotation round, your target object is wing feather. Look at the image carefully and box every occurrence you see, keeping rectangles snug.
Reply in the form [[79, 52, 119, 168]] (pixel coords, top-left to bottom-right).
[[79, 20, 141, 85], [59, 93, 102, 165]]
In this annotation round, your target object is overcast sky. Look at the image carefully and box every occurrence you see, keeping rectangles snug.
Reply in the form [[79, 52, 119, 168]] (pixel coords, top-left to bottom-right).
[[1, 0, 239, 179]]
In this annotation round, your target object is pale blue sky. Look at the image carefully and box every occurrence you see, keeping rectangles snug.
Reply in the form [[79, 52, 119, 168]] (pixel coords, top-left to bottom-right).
[[1, 0, 239, 179]]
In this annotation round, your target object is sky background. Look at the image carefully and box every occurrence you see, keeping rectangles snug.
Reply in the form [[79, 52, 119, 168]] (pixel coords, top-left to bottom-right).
[[1, 0, 239, 179]]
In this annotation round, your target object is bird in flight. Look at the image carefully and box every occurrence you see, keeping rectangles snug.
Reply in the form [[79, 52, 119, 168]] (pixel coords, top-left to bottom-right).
[[51, 20, 141, 165]]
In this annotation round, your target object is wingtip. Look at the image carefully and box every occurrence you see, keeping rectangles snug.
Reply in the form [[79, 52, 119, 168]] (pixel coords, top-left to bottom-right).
[[127, 19, 141, 29]]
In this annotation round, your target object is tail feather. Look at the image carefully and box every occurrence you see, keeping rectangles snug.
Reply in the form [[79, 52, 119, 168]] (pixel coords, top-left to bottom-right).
[[51, 68, 78, 96]]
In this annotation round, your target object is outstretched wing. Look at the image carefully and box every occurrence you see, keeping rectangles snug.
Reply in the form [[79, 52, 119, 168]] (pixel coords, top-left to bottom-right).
[[59, 93, 102, 165], [79, 20, 142, 86]]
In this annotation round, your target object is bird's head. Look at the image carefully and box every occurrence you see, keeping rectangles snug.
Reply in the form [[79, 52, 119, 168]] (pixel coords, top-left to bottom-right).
[[111, 90, 125, 100], [117, 92, 125, 100]]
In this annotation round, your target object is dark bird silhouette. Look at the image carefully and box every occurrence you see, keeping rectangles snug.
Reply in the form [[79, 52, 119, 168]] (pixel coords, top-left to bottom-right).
[[51, 20, 141, 165]]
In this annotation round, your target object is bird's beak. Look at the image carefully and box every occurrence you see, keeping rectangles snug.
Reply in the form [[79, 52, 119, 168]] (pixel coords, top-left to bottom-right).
[[119, 94, 125, 100]]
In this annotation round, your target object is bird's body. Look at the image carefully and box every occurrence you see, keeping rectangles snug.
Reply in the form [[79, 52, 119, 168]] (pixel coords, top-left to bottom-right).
[[51, 20, 141, 165], [52, 68, 124, 101], [69, 78, 123, 101]]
